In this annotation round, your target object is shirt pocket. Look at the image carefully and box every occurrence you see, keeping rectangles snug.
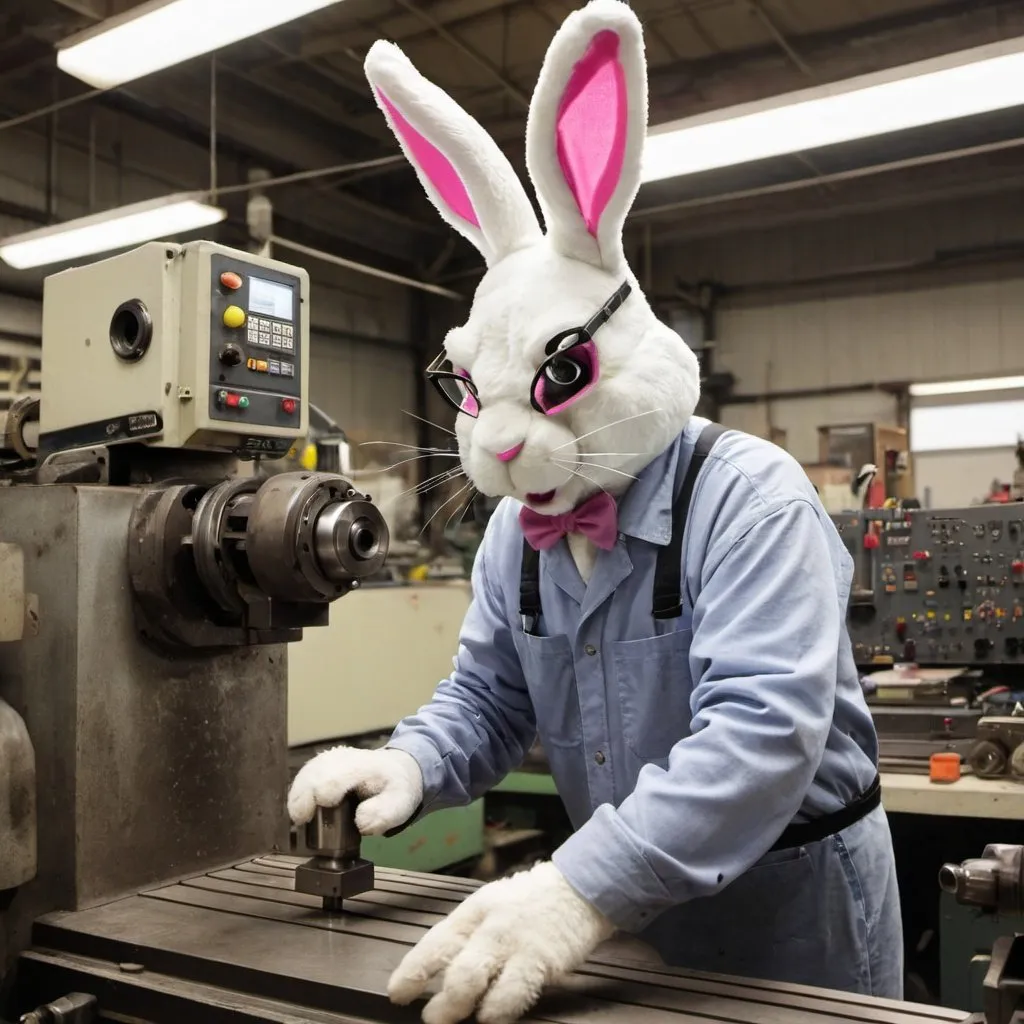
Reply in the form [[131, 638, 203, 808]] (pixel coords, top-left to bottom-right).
[[612, 628, 694, 762], [511, 630, 583, 750]]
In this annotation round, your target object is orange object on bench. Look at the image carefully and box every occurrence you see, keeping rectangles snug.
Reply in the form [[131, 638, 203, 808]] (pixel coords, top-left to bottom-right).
[[929, 752, 961, 783]]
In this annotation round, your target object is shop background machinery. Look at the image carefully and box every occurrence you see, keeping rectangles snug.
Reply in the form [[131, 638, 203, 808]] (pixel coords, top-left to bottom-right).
[[832, 504, 1024, 777], [0, 240, 975, 1023]]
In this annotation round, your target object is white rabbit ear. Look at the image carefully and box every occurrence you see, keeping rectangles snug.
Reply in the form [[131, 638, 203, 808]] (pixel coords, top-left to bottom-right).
[[526, 0, 647, 271], [365, 41, 542, 266]]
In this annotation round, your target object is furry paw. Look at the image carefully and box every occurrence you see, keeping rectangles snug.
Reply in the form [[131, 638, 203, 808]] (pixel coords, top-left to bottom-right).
[[287, 746, 423, 834], [388, 862, 613, 1024]]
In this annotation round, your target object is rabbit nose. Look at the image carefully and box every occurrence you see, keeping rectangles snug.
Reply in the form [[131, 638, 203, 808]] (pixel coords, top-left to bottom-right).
[[496, 442, 524, 463]]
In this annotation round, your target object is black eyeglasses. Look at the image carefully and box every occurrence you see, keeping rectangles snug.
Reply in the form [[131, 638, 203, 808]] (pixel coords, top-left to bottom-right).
[[426, 280, 632, 419]]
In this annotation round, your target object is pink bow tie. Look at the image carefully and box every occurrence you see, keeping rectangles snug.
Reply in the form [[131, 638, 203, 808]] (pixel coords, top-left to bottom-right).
[[520, 491, 619, 551]]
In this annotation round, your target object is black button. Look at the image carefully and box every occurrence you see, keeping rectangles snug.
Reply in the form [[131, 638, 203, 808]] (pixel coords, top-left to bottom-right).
[[594, 751, 605, 765], [584, 643, 598, 656]]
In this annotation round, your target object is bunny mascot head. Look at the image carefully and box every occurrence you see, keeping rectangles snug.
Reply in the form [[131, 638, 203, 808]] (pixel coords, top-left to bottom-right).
[[365, 0, 700, 517]]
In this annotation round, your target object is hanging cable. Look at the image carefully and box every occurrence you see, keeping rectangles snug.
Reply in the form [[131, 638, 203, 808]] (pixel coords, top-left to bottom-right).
[[0, 88, 106, 132], [212, 155, 405, 196], [209, 56, 218, 200]]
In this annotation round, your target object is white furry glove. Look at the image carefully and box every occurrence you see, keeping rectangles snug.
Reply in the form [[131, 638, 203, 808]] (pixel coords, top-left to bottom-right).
[[287, 746, 423, 836], [389, 861, 614, 1024]]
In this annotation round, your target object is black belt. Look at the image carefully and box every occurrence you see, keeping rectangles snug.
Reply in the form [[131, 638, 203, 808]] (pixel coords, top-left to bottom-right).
[[769, 774, 881, 852]]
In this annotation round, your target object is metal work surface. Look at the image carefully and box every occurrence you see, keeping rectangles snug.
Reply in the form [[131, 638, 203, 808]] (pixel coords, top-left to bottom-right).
[[14, 858, 969, 1024]]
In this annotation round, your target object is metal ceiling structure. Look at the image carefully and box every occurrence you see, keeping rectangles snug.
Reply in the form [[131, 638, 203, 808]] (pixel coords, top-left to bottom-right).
[[0, 0, 1020, 287]]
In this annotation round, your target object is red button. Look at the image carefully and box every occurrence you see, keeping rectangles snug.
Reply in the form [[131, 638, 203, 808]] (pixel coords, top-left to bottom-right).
[[863, 533, 880, 550], [220, 271, 243, 290], [225, 393, 240, 408], [281, 398, 297, 415]]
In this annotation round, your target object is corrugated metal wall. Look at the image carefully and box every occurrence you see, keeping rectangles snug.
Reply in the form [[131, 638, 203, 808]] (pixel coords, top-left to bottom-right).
[[714, 275, 1024, 460], [715, 277, 1024, 393], [653, 191, 1024, 462], [310, 334, 417, 449]]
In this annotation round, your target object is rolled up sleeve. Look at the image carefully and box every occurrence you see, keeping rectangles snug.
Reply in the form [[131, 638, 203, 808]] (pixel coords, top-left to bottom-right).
[[553, 498, 840, 931], [387, 510, 536, 813]]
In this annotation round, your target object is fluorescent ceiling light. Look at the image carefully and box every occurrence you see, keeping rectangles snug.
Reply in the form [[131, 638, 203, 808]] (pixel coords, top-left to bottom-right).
[[643, 37, 1024, 182], [909, 376, 1024, 397], [0, 193, 226, 270], [57, 0, 346, 89]]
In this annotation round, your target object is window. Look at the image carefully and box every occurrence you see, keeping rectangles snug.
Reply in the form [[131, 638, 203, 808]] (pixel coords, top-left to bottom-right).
[[910, 399, 1024, 452]]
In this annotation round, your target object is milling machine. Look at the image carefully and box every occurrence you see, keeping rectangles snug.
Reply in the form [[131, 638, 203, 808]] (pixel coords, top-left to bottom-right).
[[0, 240, 973, 1024]]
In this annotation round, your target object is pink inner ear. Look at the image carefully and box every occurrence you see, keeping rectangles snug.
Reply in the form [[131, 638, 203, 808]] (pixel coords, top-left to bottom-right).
[[378, 89, 480, 229], [555, 30, 627, 238]]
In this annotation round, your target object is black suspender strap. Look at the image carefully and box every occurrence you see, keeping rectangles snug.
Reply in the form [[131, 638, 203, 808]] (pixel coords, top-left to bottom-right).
[[519, 422, 730, 632], [652, 422, 729, 620], [519, 541, 542, 635]]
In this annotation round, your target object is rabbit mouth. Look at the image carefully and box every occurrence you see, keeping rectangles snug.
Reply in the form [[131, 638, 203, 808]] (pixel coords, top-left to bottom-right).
[[525, 490, 557, 506]]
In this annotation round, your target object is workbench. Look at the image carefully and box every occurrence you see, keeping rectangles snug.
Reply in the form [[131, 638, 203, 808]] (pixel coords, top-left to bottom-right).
[[880, 772, 1024, 818]]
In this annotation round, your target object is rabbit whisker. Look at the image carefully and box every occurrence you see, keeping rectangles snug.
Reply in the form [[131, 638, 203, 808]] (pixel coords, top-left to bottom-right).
[[557, 461, 614, 499], [381, 467, 464, 508], [555, 409, 664, 451], [360, 440, 454, 454], [554, 458, 637, 483], [380, 452, 460, 473], [445, 486, 478, 532], [401, 409, 456, 438], [421, 480, 474, 537]]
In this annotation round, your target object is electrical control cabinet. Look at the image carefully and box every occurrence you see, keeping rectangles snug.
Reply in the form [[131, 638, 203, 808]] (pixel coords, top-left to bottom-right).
[[39, 240, 310, 457], [833, 506, 1024, 668]]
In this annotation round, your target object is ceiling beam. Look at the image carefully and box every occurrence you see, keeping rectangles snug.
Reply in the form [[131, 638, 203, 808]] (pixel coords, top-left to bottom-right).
[[743, 0, 815, 79], [392, 0, 529, 109], [646, 150, 1024, 246], [301, 0, 528, 58]]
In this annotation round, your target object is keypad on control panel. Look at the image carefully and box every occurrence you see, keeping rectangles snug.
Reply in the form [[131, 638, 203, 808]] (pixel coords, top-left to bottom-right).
[[246, 316, 295, 352]]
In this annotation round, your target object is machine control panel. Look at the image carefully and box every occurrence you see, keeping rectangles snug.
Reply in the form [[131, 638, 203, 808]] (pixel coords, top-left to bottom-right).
[[833, 506, 1024, 668], [38, 241, 310, 456], [208, 254, 302, 431]]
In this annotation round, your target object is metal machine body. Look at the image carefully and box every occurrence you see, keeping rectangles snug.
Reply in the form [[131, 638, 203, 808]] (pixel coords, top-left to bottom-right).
[[0, 483, 290, 979], [942, 845, 1024, 1024], [0, 241, 391, 1015]]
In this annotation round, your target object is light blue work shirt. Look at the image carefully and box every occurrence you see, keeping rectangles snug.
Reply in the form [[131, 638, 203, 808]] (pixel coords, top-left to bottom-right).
[[387, 416, 901, 995]]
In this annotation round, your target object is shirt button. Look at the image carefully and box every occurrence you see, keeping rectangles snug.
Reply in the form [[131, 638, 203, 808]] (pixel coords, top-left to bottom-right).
[[594, 751, 606, 765], [584, 643, 598, 656]]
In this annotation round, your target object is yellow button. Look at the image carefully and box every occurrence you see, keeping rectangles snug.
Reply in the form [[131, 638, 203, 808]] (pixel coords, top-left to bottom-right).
[[223, 305, 246, 329], [256, 360, 268, 372]]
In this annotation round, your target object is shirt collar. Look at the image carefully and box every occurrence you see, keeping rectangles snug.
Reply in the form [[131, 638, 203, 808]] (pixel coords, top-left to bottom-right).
[[616, 417, 707, 546]]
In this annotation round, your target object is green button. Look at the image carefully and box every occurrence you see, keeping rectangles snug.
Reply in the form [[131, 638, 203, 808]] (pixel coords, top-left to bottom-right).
[[238, 396, 250, 409]]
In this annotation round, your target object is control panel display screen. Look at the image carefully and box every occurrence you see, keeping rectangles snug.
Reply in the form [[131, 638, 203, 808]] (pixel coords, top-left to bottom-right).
[[249, 277, 293, 321]]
